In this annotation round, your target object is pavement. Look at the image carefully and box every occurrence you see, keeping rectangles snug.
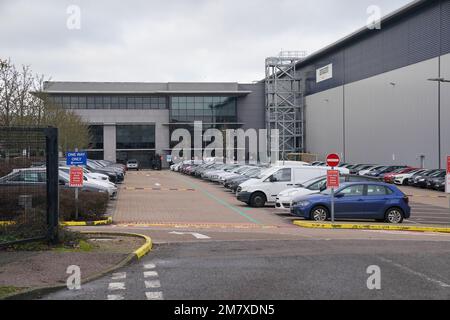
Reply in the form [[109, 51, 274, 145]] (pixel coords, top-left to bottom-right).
[[36, 170, 450, 300]]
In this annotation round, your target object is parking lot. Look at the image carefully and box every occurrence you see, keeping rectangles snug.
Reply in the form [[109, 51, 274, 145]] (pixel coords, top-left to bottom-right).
[[112, 170, 450, 229]]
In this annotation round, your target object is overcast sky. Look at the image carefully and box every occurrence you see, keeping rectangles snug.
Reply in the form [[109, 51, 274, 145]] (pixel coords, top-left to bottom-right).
[[0, 0, 412, 83]]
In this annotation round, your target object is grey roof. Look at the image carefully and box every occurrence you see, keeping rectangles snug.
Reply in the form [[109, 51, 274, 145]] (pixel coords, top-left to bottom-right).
[[43, 81, 252, 96]]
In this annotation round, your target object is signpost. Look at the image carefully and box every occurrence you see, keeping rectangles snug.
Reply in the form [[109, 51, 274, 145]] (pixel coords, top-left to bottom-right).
[[326, 154, 341, 223], [67, 152, 86, 220], [66, 152, 87, 166], [69, 167, 84, 220]]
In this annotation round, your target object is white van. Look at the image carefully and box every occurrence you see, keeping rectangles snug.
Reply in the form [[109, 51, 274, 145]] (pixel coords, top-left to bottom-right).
[[237, 165, 349, 207]]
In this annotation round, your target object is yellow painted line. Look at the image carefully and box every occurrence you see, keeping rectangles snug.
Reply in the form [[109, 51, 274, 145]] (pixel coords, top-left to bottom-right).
[[61, 217, 113, 227], [81, 232, 152, 260], [293, 220, 450, 234], [0, 221, 15, 226]]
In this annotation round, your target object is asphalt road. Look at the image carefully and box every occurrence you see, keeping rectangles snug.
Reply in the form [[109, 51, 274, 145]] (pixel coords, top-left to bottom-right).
[[39, 171, 450, 300], [42, 239, 450, 300]]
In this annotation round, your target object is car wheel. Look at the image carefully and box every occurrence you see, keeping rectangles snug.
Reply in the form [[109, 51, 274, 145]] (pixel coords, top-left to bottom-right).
[[310, 206, 329, 222], [250, 192, 266, 208], [385, 208, 404, 224]]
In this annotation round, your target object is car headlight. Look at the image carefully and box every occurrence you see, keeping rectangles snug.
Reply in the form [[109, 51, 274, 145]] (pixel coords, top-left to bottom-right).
[[292, 201, 310, 208]]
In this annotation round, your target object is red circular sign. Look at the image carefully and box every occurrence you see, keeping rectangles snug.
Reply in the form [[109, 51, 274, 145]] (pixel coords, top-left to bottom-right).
[[326, 153, 341, 167]]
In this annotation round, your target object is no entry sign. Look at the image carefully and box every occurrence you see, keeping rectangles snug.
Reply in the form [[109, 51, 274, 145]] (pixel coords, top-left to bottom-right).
[[327, 170, 340, 189], [69, 167, 84, 188], [326, 153, 341, 168]]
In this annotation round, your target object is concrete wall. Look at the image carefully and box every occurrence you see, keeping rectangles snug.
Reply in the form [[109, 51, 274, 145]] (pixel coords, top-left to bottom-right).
[[305, 55, 448, 169], [73, 109, 170, 163], [237, 83, 265, 130], [305, 86, 344, 160]]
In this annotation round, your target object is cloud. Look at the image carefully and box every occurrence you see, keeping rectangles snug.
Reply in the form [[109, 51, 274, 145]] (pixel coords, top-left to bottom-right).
[[0, 0, 412, 82]]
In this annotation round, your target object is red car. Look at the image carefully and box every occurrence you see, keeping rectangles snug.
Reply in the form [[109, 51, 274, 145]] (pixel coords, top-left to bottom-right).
[[383, 167, 417, 184]]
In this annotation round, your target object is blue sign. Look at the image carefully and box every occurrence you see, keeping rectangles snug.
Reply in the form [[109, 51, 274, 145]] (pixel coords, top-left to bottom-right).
[[66, 152, 87, 166]]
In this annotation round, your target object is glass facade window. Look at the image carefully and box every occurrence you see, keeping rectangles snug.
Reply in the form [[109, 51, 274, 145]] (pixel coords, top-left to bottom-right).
[[170, 96, 237, 123], [116, 125, 156, 150], [88, 125, 104, 150], [49, 95, 168, 110], [116, 150, 156, 169]]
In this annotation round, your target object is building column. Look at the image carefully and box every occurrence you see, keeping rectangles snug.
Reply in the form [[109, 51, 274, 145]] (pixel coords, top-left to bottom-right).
[[155, 123, 170, 167], [103, 124, 117, 162]]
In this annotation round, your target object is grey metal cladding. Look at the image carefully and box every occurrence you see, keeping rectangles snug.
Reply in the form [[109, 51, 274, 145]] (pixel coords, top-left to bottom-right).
[[237, 83, 265, 130], [407, 3, 441, 65], [301, 52, 345, 95], [442, 0, 450, 54], [302, 0, 448, 96]]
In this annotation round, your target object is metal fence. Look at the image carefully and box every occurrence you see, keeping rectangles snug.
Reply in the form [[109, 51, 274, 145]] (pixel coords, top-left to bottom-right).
[[0, 127, 58, 246]]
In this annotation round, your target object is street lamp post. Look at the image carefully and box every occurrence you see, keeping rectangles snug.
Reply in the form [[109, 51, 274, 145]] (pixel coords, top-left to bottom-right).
[[428, 78, 450, 169]]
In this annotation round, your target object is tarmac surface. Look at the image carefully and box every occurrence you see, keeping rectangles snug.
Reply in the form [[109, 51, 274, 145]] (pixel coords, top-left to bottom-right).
[[40, 170, 450, 300]]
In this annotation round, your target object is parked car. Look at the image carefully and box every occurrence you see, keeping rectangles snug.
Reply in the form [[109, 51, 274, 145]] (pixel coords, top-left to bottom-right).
[[59, 170, 118, 198], [126, 159, 140, 171], [410, 170, 444, 188], [365, 166, 406, 178], [383, 167, 417, 184], [276, 174, 380, 211], [430, 176, 446, 192], [86, 160, 123, 183], [425, 170, 446, 189], [394, 169, 427, 186], [225, 168, 265, 192], [59, 166, 110, 183], [349, 164, 374, 175], [237, 165, 350, 207], [358, 165, 385, 176], [290, 182, 410, 224]]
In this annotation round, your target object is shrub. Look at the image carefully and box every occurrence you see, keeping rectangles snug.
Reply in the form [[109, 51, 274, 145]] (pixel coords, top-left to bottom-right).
[[0, 186, 109, 222]]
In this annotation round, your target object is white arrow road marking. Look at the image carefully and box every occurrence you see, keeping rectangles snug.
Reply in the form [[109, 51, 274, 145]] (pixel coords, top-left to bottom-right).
[[144, 263, 156, 269], [144, 271, 158, 278], [107, 294, 125, 300], [169, 231, 211, 239], [145, 292, 164, 300], [111, 272, 126, 280], [145, 280, 161, 289], [108, 282, 126, 291]]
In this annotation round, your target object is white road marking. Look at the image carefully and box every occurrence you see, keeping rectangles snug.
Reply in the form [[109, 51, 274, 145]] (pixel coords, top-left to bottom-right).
[[144, 263, 156, 269], [145, 280, 161, 289], [108, 282, 126, 291], [155, 183, 161, 187], [144, 271, 158, 278], [379, 257, 450, 288], [145, 291, 164, 300], [107, 294, 125, 300], [111, 272, 126, 280], [169, 231, 211, 239]]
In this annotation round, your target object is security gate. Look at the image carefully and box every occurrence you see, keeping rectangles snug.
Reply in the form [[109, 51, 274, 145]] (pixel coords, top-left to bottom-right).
[[0, 127, 58, 246]]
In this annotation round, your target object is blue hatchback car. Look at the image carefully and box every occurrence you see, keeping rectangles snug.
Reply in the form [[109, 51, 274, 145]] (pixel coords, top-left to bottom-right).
[[291, 182, 411, 224]]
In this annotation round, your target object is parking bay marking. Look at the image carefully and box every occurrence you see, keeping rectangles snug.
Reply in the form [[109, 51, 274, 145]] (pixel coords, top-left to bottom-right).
[[379, 257, 450, 288], [169, 231, 211, 239]]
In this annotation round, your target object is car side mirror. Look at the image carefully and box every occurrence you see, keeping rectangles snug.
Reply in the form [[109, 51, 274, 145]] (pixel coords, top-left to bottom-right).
[[269, 176, 277, 183], [335, 193, 344, 198], [59, 180, 66, 186]]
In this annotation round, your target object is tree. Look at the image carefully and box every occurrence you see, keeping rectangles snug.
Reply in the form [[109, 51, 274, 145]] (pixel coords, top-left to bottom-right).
[[0, 58, 89, 152]]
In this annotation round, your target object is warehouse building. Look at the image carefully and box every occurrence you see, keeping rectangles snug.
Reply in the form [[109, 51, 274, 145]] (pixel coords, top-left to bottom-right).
[[43, 0, 450, 169], [297, 0, 450, 169]]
